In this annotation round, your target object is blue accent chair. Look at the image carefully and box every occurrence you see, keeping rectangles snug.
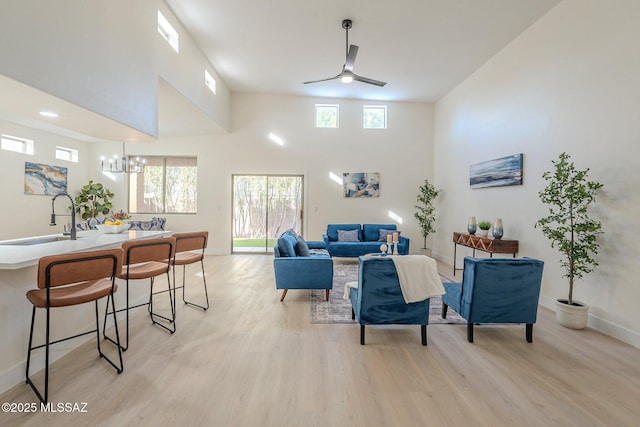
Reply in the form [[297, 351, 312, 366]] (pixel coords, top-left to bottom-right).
[[349, 256, 430, 345], [273, 230, 333, 301], [441, 257, 544, 343]]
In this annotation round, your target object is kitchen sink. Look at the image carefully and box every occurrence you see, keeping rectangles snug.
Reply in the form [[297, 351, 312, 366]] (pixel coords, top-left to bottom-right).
[[0, 236, 79, 246]]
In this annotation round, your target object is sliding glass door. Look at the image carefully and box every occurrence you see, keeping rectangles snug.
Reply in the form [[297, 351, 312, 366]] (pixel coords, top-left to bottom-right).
[[232, 175, 303, 253]]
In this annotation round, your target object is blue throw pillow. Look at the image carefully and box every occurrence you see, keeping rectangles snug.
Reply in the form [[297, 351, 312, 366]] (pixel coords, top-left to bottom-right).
[[277, 232, 297, 257], [295, 236, 310, 256]]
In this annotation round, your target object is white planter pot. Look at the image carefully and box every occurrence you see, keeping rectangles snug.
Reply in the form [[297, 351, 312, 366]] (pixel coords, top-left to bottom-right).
[[477, 229, 489, 237], [418, 248, 432, 257], [555, 299, 589, 329]]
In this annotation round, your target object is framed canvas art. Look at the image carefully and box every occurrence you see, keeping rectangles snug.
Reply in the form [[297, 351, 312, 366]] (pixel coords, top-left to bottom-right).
[[24, 162, 68, 195], [343, 172, 379, 197], [470, 154, 523, 189]]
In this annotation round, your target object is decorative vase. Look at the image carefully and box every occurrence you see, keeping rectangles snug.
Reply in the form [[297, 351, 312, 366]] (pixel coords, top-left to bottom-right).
[[555, 299, 589, 329], [467, 216, 477, 235], [492, 218, 503, 239]]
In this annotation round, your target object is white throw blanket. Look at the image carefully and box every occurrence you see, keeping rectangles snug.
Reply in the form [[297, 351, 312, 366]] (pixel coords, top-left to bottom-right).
[[343, 281, 359, 300], [390, 255, 444, 303]]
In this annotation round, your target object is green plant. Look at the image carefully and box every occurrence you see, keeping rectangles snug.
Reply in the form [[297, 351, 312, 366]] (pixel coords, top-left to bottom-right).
[[74, 180, 114, 220], [535, 152, 604, 306], [478, 221, 491, 230], [414, 179, 440, 249]]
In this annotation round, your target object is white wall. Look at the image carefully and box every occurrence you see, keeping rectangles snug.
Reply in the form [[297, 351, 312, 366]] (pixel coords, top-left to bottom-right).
[[0, 120, 92, 240], [0, 0, 230, 136], [433, 0, 640, 346], [90, 93, 434, 254]]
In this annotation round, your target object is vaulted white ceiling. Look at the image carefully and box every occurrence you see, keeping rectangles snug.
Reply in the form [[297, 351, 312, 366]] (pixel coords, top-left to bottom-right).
[[0, 1, 561, 142], [166, 0, 561, 103]]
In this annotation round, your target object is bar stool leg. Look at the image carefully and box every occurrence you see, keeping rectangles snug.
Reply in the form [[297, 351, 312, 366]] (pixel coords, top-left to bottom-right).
[[175, 261, 209, 310], [148, 273, 176, 334]]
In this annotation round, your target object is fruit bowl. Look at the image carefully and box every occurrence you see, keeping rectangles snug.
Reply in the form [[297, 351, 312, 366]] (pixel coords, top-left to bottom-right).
[[96, 224, 130, 234]]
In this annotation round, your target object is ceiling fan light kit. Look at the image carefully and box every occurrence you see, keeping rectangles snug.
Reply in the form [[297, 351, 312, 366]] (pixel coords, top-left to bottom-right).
[[303, 19, 387, 87]]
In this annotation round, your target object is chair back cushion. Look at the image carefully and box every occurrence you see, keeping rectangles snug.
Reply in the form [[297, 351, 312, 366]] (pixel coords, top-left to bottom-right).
[[362, 224, 397, 242], [173, 231, 208, 252], [37, 248, 123, 288], [461, 257, 544, 323], [354, 257, 430, 325], [326, 224, 362, 242], [122, 237, 175, 265]]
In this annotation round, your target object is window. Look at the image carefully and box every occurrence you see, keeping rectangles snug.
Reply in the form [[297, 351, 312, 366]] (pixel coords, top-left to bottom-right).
[[129, 157, 197, 214], [205, 70, 216, 94], [158, 10, 179, 53], [363, 105, 387, 129], [1, 134, 34, 155], [55, 146, 79, 163], [315, 104, 339, 128]]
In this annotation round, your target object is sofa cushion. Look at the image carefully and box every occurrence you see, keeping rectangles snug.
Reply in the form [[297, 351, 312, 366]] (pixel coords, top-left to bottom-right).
[[327, 224, 362, 242], [337, 229, 360, 242], [295, 236, 311, 256], [277, 231, 298, 257], [363, 224, 397, 242]]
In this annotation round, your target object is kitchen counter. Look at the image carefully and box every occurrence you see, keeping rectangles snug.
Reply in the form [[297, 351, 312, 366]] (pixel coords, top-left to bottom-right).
[[0, 229, 172, 395], [0, 230, 170, 270]]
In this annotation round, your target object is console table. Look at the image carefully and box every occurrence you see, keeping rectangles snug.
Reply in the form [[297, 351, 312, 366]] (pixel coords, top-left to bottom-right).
[[452, 232, 519, 276]]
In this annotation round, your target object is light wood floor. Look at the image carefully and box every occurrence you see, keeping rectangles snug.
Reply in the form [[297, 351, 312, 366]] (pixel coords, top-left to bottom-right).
[[1, 255, 639, 426]]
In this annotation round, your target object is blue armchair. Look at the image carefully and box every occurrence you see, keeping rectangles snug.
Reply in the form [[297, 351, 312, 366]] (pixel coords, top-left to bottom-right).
[[273, 230, 333, 301], [349, 256, 430, 345], [442, 257, 544, 343]]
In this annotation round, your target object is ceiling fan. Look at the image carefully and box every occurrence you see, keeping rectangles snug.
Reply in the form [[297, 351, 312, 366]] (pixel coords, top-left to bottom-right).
[[303, 19, 387, 87]]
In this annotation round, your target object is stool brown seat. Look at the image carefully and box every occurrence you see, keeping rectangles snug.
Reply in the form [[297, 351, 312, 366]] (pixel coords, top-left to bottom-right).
[[171, 231, 209, 310], [104, 237, 175, 351], [25, 248, 123, 404]]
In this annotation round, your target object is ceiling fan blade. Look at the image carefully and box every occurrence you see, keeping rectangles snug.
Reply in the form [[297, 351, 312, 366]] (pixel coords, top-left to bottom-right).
[[344, 45, 359, 71], [303, 74, 341, 84], [352, 73, 387, 87]]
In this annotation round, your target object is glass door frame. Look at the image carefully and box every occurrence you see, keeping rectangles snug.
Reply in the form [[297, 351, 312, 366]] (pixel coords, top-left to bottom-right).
[[231, 174, 305, 254]]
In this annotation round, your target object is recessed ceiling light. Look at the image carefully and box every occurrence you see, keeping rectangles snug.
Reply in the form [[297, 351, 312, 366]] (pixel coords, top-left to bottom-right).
[[39, 111, 59, 118]]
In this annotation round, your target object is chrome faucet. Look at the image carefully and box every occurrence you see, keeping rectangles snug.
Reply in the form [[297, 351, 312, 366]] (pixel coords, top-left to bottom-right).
[[50, 193, 77, 240]]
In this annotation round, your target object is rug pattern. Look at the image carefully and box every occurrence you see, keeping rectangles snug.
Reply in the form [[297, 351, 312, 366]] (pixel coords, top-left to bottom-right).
[[310, 263, 465, 324]]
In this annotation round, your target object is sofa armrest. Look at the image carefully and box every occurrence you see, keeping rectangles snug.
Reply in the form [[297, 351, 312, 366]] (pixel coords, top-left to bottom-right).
[[400, 236, 410, 254], [307, 240, 327, 250], [322, 235, 330, 244]]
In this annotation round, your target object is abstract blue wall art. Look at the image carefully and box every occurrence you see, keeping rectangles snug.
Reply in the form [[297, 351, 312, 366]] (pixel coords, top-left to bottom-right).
[[470, 154, 523, 189], [343, 172, 380, 197], [24, 162, 68, 195]]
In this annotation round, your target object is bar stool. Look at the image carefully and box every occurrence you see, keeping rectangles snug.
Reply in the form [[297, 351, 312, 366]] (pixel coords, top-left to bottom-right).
[[171, 231, 209, 310], [25, 248, 123, 404], [104, 237, 175, 351]]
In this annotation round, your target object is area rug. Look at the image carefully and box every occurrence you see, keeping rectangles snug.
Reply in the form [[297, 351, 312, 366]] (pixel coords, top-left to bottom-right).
[[310, 262, 465, 324]]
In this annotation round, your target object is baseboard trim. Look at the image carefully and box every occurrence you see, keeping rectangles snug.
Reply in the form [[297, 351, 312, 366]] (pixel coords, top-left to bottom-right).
[[539, 295, 640, 349]]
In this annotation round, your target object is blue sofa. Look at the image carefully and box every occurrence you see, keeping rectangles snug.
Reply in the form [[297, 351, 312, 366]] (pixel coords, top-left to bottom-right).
[[442, 257, 544, 343], [322, 224, 410, 257], [349, 256, 430, 345], [273, 230, 333, 301]]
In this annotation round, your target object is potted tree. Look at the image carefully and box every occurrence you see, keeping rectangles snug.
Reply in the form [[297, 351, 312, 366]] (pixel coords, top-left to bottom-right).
[[414, 179, 440, 256], [535, 152, 604, 329], [74, 180, 114, 220]]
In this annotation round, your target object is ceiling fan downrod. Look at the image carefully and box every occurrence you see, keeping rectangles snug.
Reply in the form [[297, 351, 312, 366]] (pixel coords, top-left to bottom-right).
[[342, 19, 352, 61]]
